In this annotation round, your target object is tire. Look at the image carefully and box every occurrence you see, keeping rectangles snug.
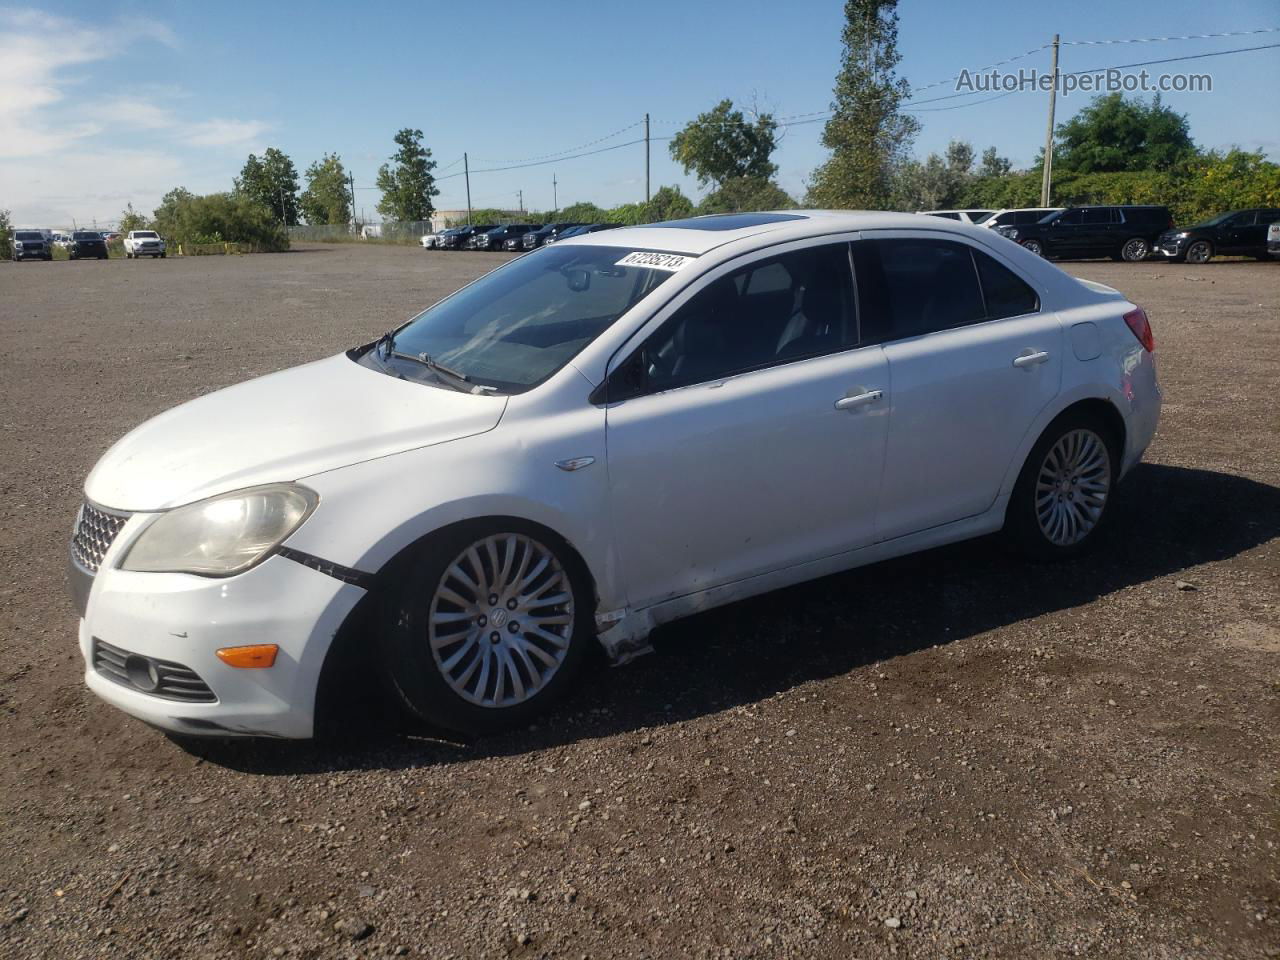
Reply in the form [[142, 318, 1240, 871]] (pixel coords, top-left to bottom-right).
[[1020, 239, 1043, 257], [1120, 237, 1150, 262], [160, 252, 166, 259], [1005, 410, 1120, 560], [1185, 240, 1213, 264], [378, 521, 594, 736]]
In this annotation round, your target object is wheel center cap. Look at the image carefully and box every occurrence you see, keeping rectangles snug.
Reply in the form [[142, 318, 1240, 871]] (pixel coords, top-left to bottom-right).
[[489, 608, 508, 627]]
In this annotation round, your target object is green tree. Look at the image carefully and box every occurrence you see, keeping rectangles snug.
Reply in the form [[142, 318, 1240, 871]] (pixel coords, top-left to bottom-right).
[[890, 139, 976, 210], [978, 146, 1012, 178], [557, 201, 610, 223], [697, 177, 796, 215], [151, 187, 288, 251], [234, 147, 300, 224], [669, 99, 779, 188], [376, 128, 439, 222], [807, 0, 919, 209], [641, 185, 695, 223], [1054, 93, 1196, 174], [299, 153, 352, 226], [0, 208, 11, 261], [118, 202, 149, 232]]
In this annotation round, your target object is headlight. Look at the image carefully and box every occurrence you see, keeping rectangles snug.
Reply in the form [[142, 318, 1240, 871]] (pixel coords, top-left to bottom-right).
[[1001, 228, 1019, 240], [121, 483, 318, 576]]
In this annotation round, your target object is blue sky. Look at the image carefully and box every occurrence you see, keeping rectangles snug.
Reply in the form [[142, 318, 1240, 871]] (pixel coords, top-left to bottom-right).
[[3, 1, 1277, 227]]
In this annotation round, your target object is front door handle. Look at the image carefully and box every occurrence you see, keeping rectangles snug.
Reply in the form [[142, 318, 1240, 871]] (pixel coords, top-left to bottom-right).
[[835, 390, 883, 411], [1012, 350, 1050, 368]]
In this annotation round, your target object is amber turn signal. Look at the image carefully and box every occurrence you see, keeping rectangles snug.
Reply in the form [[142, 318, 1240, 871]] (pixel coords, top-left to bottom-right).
[[216, 644, 279, 668]]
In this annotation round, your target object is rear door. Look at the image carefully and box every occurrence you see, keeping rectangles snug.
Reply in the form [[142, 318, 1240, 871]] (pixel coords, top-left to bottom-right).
[[855, 234, 1062, 540]]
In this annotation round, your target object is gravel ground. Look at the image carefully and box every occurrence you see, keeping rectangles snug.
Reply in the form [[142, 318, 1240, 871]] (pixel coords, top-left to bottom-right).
[[1, 243, 1277, 960]]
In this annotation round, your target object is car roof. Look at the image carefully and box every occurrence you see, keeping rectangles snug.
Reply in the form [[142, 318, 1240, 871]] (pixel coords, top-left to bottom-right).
[[556, 209, 960, 255]]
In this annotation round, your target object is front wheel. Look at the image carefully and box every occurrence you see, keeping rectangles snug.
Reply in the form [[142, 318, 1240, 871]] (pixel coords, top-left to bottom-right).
[[379, 523, 593, 735], [1185, 240, 1212, 264], [1006, 412, 1118, 559], [1120, 238, 1150, 262], [1020, 239, 1043, 257]]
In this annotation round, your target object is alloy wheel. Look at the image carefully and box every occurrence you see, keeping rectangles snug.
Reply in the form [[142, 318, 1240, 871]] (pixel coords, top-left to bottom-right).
[[1186, 240, 1212, 264], [427, 534, 574, 708], [1122, 238, 1149, 262], [1022, 239, 1043, 256], [1035, 429, 1112, 546]]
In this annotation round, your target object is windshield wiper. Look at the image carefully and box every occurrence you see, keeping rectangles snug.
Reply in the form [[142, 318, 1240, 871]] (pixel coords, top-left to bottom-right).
[[375, 331, 497, 393]]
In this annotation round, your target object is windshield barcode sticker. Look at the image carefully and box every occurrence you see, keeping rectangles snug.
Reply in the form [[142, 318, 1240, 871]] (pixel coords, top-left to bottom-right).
[[615, 251, 694, 272]]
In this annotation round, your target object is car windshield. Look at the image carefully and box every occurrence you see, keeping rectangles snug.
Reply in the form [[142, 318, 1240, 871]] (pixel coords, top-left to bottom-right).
[[15, 232, 43, 240], [363, 244, 676, 393], [133, 231, 158, 238], [1193, 211, 1239, 228], [73, 232, 99, 240]]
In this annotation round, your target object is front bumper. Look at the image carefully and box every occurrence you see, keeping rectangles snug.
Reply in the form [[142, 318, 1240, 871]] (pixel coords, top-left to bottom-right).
[[75, 550, 365, 738], [1156, 236, 1188, 259]]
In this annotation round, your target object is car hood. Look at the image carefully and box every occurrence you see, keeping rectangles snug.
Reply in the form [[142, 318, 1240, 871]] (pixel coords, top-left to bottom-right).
[[85, 353, 507, 511]]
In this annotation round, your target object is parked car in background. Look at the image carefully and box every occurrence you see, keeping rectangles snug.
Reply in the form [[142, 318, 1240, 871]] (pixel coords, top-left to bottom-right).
[[550, 223, 620, 242], [1155, 208, 1280, 263], [920, 209, 995, 225], [69, 231, 109, 260], [11, 230, 53, 261], [472, 224, 539, 251], [68, 210, 1160, 739], [995, 205, 1174, 262], [101, 232, 121, 242], [123, 230, 166, 259], [420, 231, 442, 249], [1268, 221, 1280, 257], [982, 208, 1064, 230], [51, 232, 72, 249], [522, 222, 585, 250], [438, 225, 496, 250]]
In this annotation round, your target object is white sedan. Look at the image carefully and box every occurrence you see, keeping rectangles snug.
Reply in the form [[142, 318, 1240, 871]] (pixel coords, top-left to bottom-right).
[[70, 211, 1161, 738], [420, 232, 441, 249]]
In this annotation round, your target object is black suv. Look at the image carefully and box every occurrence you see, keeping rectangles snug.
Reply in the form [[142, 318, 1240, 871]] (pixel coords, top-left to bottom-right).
[[69, 230, 109, 260], [521, 222, 585, 250], [471, 224, 538, 251], [438, 225, 496, 250], [996, 205, 1174, 262], [11, 230, 52, 261], [1156, 208, 1280, 263]]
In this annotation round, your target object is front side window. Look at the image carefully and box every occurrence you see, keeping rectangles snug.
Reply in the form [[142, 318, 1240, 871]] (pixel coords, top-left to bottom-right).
[[854, 237, 1039, 342], [1083, 208, 1113, 225], [627, 244, 855, 395], [363, 245, 674, 393], [1055, 209, 1083, 225]]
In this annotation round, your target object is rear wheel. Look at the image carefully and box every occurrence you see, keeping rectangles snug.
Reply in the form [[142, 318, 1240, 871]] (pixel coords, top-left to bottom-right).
[[1006, 411, 1119, 559], [379, 522, 593, 735], [1120, 237, 1150, 262]]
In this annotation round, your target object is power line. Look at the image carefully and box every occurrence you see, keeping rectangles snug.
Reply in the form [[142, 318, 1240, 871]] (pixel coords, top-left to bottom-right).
[[1062, 26, 1279, 46], [470, 121, 644, 166], [1057, 41, 1280, 77]]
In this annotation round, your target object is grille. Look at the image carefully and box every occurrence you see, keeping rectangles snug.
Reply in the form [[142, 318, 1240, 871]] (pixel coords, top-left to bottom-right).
[[93, 639, 218, 703], [71, 502, 130, 574]]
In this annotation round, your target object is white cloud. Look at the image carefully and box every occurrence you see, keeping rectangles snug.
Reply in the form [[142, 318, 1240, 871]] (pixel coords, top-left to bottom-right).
[[0, 7, 270, 225]]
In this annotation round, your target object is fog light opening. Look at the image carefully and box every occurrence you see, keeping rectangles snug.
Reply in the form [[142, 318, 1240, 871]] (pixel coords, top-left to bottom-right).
[[124, 655, 160, 692]]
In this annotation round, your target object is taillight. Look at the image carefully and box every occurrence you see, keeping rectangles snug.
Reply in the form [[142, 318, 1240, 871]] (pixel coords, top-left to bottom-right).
[[1123, 306, 1155, 352]]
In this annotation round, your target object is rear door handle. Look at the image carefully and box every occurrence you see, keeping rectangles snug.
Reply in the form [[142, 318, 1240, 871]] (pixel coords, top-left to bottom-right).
[[1012, 350, 1050, 368], [835, 390, 883, 411]]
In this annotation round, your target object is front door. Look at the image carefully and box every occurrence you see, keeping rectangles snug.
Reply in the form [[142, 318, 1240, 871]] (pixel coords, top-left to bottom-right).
[[603, 241, 889, 611]]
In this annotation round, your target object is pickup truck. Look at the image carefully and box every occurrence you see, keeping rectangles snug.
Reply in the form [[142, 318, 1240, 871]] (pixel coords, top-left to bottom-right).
[[123, 230, 166, 259]]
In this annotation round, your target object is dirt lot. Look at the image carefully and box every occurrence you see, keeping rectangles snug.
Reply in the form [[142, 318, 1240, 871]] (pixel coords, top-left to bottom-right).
[[0, 243, 1277, 959]]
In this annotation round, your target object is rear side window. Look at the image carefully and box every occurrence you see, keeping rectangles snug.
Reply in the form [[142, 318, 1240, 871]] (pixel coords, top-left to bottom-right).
[[1083, 208, 1113, 225], [855, 238, 985, 342], [973, 250, 1039, 319], [854, 238, 1039, 342]]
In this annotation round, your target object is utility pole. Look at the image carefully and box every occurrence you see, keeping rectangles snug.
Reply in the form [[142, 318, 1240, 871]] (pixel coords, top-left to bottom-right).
[[464, 152, 472, 226], [644, 112, 651, 203], [348, 173, 357, 230], [517, 189, 523, 213], [552, 173, 558, 212], [279, 185, 287, 226], [1040, 34, 1060, 207]]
